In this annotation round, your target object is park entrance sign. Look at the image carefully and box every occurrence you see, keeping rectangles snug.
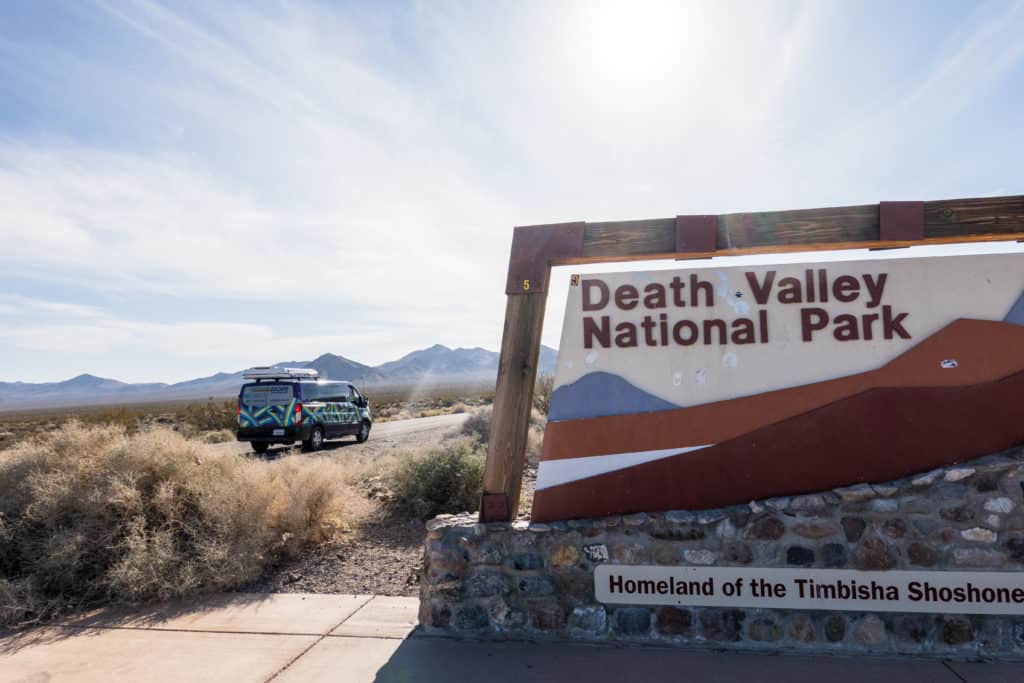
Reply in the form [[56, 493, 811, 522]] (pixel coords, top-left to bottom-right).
[[532, 254, 1024, 521], [422, 196, 1024, 656], [479, 197, 1024, 524]]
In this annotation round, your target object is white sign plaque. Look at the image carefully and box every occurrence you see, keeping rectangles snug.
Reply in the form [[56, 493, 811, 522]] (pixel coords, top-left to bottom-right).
[[595, 565, 1024, 615]]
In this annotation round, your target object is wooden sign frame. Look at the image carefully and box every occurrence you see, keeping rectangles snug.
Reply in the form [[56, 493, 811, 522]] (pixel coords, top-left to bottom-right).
[[481, 195, 1024, 522]]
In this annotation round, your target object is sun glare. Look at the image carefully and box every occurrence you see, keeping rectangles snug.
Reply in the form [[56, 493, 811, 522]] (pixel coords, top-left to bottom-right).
[[576, 0, 704, 90]]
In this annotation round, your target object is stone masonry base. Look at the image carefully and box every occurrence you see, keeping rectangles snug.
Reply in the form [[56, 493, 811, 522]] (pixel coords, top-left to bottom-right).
[[420, 446, 1024, 659]]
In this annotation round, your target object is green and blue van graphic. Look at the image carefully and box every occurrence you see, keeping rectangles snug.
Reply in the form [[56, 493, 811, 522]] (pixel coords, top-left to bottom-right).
[[235, 368, 372, 453]]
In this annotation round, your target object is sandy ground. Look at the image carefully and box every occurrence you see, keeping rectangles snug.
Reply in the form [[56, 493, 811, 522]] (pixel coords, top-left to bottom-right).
[[225, 413, 470, 597]]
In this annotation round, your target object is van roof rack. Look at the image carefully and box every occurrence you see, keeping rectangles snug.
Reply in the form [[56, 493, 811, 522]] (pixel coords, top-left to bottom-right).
[[243, 366, 319, 381]]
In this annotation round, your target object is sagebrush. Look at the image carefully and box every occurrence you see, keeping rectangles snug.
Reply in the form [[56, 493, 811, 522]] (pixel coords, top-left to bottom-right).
[[533, 373, 554, 416], [460, 406, 546, 465], [0, 422, 351, 628], [461, 407, 492, 445], [385, 438, 484, 520]]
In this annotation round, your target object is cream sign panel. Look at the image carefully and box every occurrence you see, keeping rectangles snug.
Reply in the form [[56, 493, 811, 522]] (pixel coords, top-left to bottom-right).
[[532, 253, 1024, 522], [553, 253, 1024, 410]]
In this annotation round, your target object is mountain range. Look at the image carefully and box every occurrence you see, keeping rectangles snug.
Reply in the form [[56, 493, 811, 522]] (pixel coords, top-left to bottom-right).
[[0, 344, 559, 410]]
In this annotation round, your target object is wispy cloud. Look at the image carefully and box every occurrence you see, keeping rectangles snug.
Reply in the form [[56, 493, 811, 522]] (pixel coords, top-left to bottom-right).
[[0, 294, 439, 380], [0, 0, 1022, 382]]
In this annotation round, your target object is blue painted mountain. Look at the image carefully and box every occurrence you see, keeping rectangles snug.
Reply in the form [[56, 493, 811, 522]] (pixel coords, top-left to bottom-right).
[[1006, 292, 1024, 326], [548, 371, 679, 422]]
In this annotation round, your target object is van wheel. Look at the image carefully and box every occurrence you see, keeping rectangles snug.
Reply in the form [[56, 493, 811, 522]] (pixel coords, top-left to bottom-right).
[[356, 421, 371, 443], [252, 442, 269, 454], [303, 426, 324, 452]]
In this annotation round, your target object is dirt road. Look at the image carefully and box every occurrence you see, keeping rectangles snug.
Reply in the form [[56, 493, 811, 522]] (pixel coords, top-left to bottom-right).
[[216, 412, 469, 459]]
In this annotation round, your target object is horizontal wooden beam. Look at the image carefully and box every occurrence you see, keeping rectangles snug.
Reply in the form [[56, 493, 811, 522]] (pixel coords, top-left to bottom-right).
[[575, 195, 1024, 264]]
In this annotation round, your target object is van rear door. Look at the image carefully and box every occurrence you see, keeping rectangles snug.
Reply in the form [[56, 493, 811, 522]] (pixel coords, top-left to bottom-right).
[[239, 382, 298, 430]]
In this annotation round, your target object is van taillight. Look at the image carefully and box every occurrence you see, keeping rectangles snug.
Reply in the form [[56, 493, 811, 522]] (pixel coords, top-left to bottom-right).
[[295, 403, 303, 424], [236, 403, 242, 425]]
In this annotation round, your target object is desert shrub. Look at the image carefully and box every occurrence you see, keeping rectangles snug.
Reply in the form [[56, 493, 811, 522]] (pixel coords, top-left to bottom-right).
[[525, 422, 545, 466], [461, 407, 491, 445], [181, 399, 237, 433], [385, 438, 484, 520], [201, 429, 235, 444], [459, 406, 545, 454], [90, 405, 144, 433], [0, 422, 350, 627], [533, 373, 555, 416]]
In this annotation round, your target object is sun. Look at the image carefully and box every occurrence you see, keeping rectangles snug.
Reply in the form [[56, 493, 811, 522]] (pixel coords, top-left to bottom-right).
[[576, 0, 705, 89]]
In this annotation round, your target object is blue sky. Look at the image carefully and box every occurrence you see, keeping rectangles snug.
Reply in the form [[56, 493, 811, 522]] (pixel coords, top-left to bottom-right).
[[1, 0, 1023, 383]]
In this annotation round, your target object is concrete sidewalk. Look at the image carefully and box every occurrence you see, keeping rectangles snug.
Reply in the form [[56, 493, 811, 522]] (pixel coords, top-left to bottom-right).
[[1, 594, 1020, 682]]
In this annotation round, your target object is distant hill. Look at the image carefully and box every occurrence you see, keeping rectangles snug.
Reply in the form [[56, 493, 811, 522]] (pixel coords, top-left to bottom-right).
[[305, 354, 373, 382], [0, 344, 559, 410], [0, 374, 167, 409], [368, 345, 500, 381]]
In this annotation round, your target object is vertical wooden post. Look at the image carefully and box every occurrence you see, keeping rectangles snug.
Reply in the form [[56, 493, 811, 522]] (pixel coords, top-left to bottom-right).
[[481, 222, 585, 522], [481, 284, 548, 522]]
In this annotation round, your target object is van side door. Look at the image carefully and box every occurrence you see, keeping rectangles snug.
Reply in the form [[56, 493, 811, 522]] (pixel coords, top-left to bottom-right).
[[344, 384, 362, 432], [326, 384, 359, 435], [319, 384, 343, 438], [321, 383, 356, 437], [300, 383, 326, 434]]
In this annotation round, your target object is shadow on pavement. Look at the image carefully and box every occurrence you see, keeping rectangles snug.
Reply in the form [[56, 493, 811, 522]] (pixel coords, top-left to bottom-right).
[[370, 635, 967, 683], [0, 593, 276, 656]]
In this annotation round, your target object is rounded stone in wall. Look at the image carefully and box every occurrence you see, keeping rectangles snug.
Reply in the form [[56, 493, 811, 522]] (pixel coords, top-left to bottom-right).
[[699, 609, 745, 642], [853, 536, 899, 570], [789, 613, 816, 643], [854, 615, 887, 646], [655, 606, 693, 637], [748, 616, 783, 642], [939, 616, 974, 646]]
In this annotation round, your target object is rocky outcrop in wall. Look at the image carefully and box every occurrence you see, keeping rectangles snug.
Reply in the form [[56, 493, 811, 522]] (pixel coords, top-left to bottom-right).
[[420, 447, 1024, 658]]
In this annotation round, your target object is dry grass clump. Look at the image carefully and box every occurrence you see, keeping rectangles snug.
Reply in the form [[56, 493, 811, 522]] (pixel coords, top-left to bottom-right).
[[460, 406, 545, 465], [179, 399, 237, 433], [533, 373, 554, 416], [460, 407, 492, 445], [0, 421, 351, 628], [200, 429, 236, 444], [381, 438, 485, 520]]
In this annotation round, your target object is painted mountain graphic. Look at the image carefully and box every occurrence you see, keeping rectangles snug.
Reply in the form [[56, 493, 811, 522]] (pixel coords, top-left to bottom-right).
[[543, 318, 1024, 459], [1006, 291, 1024, 326], [548, 371, 679, 421], [534, 310, 1024, 522]]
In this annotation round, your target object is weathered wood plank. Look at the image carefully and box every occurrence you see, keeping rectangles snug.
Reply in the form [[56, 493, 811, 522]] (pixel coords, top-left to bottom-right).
[[925, 195, 1024, 237], [583, 219, 674, 258], [577, 196, 1024, 262], [481, 289, 548, 521], [717, 203, 878, 248]]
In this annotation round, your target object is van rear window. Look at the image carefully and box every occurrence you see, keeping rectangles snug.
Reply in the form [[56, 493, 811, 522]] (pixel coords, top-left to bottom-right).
[[241, 383, 294, 407]]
